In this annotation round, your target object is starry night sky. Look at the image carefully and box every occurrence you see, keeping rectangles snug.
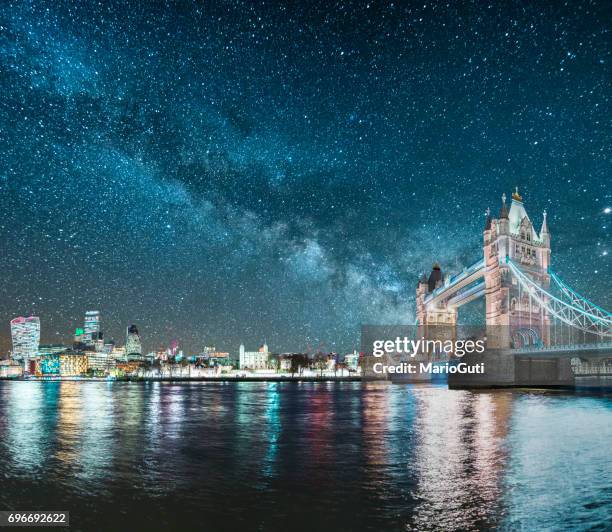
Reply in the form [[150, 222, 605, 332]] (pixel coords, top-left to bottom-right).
[[0, 1, 610, 354]]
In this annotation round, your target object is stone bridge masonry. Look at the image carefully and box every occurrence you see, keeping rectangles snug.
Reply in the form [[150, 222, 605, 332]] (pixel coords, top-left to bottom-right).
[[413, 189, 612, 389]]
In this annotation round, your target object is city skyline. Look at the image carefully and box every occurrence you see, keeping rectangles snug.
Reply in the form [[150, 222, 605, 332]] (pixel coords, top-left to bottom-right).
[[1, 1, 610, 353], [6, 309, 319, 357]]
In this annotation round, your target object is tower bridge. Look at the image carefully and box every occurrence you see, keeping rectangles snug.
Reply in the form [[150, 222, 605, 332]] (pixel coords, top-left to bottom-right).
[[415, 189, 612, 388]]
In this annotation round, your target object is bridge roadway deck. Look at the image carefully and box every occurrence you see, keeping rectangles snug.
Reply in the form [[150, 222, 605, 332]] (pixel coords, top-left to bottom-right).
[[425, 258, 485, 307], [508, 343, 612, 359]]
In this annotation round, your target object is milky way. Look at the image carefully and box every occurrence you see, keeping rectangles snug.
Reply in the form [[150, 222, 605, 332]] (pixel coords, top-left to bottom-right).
[[0, 1, 610, 354]]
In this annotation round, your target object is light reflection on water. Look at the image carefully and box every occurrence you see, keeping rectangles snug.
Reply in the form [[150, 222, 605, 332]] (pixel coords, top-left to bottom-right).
[[407, 388, 511, 530], [0, 381, 610, 531]]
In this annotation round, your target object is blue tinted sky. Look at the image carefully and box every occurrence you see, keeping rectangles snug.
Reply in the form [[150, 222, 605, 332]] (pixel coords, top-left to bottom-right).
[[0, 1, 609, 353]]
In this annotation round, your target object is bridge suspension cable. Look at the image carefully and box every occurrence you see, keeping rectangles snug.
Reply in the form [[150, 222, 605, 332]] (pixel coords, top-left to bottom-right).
[[506, 259, 612, 338], [549, 271, 612, 324]]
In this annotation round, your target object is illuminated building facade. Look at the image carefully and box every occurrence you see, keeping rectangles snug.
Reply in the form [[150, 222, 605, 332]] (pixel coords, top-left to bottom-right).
[[0, 360, 23, 378], [39, 354, 61, 375], [59, 353, 88, 376], [195, 346, 231, 366], [112, 346, 127, 361], [10, 316, 41, 371], [156, 347, 168, 362], [125, 324, 143, 360], [75, 310, 103, 349], [85, 350, 116, 373], [39, 344, 66, 356], [206, 352, 230, 366], [239, 343, 269, 370], [115, 360, 143, 375], [343, 351, 361, 371], [84, 310, 100, 338]]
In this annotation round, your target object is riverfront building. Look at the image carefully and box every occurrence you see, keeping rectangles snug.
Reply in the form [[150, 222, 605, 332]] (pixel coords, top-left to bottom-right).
[[59, 352, 88, 376], [343, 351, 361, 371], [0, 360, 23, 378], [85, 350, 116, 373], [36, 350, 88, 376], [39, 353, 61, 375], [10, 316, 40, 372], [239, 343, 270, 370]]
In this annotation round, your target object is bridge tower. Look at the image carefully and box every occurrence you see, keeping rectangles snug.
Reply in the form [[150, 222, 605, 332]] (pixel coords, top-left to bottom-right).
[[484, 189, 551, 348], [416, 263, 457, 342]]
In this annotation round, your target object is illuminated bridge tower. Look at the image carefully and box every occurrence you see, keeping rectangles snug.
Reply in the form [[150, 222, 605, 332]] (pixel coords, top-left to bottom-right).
[[416, 263, 457, 341], [484, 189, 551, 348], [416, 188, 551, 350]]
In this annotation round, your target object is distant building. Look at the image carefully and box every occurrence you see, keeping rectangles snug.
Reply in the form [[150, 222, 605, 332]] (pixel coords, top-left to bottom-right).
[[102, 341, 115, 354], [10, 316, 40, 371], [39, 344, 66, 356], [38, 353, 61, 375], [155, 346, 168, 362], [93, 337, 105, 352], [276, 353, 309, 374], [343, 351, 360, 371], [239, 342, 269, 370], [208, 352, 231, 367], [278, 354, 293, 371], [85, 350, 116, 373], [84, 309, 100, 334], [59, 352, 88, 376], [196, 346, 231, 366], [125, 324, 142, 360], [0, 360, 23, 378], [111, 345, 127, 361], [115, 360, 143, 376], [74, 327, 86, 347], [83, 310, 102, 347], [73, 310, 103, 350]]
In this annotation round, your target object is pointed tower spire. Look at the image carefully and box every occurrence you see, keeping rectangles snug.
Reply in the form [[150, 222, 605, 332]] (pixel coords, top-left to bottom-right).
[[499, 193, 509, 219], [512, 186, 523, 202], [540, 209, 551, 269], [484, 207, 492, 230], [540, 209, 549, 238]]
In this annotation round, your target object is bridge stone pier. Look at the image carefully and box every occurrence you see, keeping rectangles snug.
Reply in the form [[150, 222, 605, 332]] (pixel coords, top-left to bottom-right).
[[448, 345, 612, 389], [414, 189, 612, 389]]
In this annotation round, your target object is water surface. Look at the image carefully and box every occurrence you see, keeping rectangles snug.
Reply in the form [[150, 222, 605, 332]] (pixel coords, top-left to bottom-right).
[[0, 381, 610, 531]]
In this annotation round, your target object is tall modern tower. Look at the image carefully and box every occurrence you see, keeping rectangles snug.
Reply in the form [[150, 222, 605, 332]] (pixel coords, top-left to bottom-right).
[[10, 316, 41, 371], [125, 324, 142, 358], [83, 310, 101, 344]]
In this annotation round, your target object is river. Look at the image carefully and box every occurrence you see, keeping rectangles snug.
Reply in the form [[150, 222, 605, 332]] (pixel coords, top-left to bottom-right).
[[0, 381, 610, 531]]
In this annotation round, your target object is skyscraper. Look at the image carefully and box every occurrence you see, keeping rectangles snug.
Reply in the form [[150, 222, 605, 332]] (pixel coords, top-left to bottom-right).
[[10, 316, 41, 372], [83, 310, 101, 345], [125, 324, 142, 358]]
